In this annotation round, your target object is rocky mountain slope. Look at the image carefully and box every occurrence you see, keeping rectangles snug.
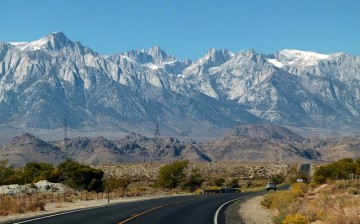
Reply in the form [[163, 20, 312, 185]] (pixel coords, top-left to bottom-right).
[[1, 32, 360, 136], [0, 133, 64, 165], [203, 125, 320, 163], [1, 124, 358, 166]]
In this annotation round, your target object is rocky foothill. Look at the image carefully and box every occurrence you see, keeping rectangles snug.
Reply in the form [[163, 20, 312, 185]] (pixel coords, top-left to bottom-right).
[[1, 124, 359, 167]]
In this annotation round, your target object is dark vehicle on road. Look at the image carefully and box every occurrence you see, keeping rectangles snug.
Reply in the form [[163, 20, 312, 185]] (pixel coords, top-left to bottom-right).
[[266, 182, 277, 191]]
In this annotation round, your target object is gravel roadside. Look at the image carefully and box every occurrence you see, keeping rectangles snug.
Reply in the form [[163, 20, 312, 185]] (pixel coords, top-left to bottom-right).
[[238, 195, 273, 224], [225, 195, 273, 224]]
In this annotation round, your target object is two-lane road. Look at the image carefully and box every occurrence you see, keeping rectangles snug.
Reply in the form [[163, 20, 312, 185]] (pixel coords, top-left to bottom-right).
[[14, 192, 260, 224]]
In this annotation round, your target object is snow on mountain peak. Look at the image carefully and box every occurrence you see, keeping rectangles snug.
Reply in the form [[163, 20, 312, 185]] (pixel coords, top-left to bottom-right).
[[9, 32, 71, 51], [279, 49, 330, 60], [9, 42, 28, 46], [267, 58, 284, 68], [264, 49, 343, 68]]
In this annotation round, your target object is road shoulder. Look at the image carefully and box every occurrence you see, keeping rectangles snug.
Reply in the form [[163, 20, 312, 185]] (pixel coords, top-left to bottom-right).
[[238, 195, 273, 224]]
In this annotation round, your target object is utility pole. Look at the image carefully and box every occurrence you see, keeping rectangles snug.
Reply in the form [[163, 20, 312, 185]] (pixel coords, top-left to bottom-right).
[[154, 122, 161, 150], [64, 118, 68, 159]]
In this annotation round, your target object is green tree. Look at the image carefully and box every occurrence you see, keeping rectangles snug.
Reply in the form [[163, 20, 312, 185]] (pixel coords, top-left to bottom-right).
[[22, 162, 56, 183], [155, 160, 189, 189], [183, 169, 204, 192], [57, 159, 104, 192], [0, 160, 20, 185]]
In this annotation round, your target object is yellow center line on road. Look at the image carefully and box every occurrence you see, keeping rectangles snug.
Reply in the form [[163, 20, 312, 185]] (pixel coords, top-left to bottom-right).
[[118, 198, 196, 224]]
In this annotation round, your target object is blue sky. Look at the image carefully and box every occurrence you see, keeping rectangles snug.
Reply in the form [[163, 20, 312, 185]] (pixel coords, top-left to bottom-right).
[[1, 0, 360, 60]]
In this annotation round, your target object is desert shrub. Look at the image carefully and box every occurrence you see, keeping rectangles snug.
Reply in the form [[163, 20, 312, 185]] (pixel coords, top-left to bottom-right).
[[291, 183, 307, 196], [283, 213, 310, 224], [313, 158, 360, 184], [213, 178, 225, 187], [332, 180, 350, 191], [227, 178, 240, 188], [262, 191, 295, 210], [270, 174, 285, 184], [105, 177, 131, 192], [26, 201, 45, 212], [347, 187, 359, 195], [272, 211, 287, 224], [183, 169, 204, 192], [262, 182, 308, 224], [262, 183, 306, 209], [307, 182, 317, 189], [203, 186, 221, 190], [246, 179, 253, 188], [261, 193, 275, 208], [273, 191, 298, 211], [155, 160, 189, 189]]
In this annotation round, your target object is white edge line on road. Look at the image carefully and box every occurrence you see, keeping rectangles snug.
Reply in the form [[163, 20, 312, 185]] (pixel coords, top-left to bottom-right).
[[13, 194, 189, 224], [213, 192, 261, 224], [13, 201, 136, 224], [14, 207, 99, 224]]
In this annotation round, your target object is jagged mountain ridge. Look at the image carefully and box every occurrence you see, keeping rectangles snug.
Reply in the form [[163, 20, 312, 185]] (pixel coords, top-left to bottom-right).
[[0, 132, 212, 166], [1, 32, 360, 134], [2, 124, 358, 166]]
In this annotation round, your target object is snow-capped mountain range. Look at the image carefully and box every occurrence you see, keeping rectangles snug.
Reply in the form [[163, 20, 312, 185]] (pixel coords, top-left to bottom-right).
[[1, 32, 360, 136]]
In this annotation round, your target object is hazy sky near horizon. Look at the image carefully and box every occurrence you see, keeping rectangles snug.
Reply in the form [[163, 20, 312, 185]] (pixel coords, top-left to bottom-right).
[[1, 0, 360, 59]]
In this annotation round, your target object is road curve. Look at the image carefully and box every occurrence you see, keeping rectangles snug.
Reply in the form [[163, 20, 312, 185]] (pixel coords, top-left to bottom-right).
[[14, 192, 260, 224]]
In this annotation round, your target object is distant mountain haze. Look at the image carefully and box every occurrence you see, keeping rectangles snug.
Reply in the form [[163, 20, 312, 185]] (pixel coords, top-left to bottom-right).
[[1, 32, 360, 136]]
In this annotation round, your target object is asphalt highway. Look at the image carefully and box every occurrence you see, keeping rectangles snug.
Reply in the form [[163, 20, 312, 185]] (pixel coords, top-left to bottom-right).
[[14, 192, 261, 224], [299, 163, 311, 175]]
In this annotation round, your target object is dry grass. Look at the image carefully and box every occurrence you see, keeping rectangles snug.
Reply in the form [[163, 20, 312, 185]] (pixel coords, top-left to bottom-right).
[[0, 185, 185, 217], [0, 197, 44, 216], [325, 196, 360, 224], [262, 180, 360, 224], [26, 201, 45, 212]]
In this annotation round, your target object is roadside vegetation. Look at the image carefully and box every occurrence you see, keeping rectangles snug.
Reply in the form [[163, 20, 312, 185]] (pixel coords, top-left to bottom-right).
[[0, 159, 104, 192], [262, 158, 360, 224], [0, 159, 288, 217]]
